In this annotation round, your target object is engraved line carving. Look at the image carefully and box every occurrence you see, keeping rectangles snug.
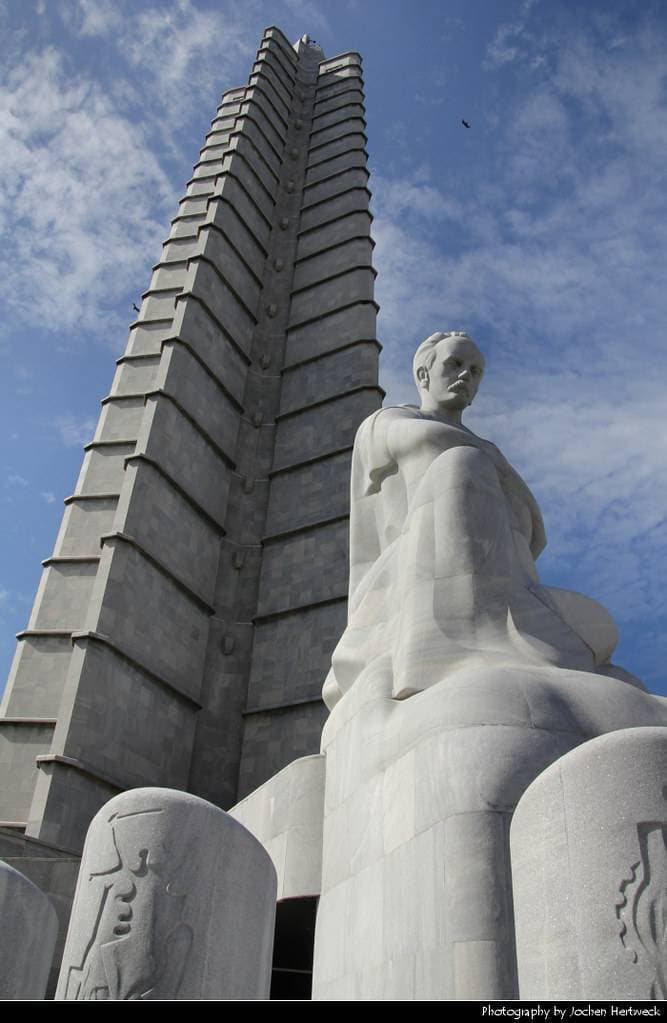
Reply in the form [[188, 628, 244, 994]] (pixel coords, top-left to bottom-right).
[[616, 821, 667, 999], [65, 806, 194, 999]]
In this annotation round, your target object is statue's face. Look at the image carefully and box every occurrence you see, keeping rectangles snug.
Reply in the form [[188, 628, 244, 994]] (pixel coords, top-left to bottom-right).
[[420, 337, 484, 411]]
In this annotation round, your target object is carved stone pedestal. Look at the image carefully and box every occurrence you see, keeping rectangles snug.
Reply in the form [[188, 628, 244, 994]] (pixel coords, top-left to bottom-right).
[[312, 666, 667, 999], [56, 787, 277, 1000], [511, 726, 667, 1000]]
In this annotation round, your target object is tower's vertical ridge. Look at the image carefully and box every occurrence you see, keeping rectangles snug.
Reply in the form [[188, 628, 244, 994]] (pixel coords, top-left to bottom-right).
[[0, 29, 381, 851], [235, 48, 382, 798]]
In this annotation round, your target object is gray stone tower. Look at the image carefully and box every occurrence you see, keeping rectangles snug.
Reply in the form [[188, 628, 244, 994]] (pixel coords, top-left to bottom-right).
[[0, 27, 381, 853]]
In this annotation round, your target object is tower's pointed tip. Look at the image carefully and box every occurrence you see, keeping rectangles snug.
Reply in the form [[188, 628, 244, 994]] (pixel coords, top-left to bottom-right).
[[293, 33, 324, 56]]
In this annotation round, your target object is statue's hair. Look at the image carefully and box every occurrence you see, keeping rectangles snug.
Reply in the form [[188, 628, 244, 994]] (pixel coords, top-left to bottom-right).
[[412, 331, 483, 389]]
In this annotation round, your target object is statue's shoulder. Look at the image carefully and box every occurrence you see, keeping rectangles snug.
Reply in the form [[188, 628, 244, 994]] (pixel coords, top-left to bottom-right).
[[353, 406, 419, 496], [355, 404, 420, 441], [354, 405, 421, 457]]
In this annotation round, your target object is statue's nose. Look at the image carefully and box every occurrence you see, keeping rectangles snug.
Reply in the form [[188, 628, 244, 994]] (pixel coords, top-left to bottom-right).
[[459, 368, 471, 380]]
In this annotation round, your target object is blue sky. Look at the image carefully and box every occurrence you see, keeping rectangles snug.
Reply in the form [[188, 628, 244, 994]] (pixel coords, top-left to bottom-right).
[[1, 0, 666, 694]]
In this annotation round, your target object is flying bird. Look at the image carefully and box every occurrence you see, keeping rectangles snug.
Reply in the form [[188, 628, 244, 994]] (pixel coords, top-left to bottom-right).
[[462, 119, 471, 128], [132, 303, 140, 313]]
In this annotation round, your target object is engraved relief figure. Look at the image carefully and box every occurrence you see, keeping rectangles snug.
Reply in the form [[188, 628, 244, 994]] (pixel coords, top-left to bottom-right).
[[64, 808, 193, 1000], [617, 821, 667, 998]]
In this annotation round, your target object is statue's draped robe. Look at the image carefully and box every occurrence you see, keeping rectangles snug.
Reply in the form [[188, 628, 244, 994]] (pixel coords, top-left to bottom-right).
[[324, 406, 620, 709]]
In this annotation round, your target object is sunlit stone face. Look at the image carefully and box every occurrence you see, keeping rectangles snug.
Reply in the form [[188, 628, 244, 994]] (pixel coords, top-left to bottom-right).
[[418, 336, 485, 412]]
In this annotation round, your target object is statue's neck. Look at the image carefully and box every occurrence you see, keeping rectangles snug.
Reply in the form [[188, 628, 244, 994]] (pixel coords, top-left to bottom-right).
[[418, 403, 465, 426]]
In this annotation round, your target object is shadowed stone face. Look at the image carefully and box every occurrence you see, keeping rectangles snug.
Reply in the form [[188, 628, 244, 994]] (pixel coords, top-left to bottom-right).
[[414, 333, 485, 418]]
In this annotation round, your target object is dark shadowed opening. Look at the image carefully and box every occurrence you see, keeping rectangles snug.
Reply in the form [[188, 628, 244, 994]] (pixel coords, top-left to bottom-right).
[[270, 896, 318, 1000]]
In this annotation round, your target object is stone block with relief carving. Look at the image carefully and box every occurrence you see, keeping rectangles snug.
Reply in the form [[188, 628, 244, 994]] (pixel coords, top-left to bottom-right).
[[56, 787, 277, 1000], [511, 726, 667, 1000]]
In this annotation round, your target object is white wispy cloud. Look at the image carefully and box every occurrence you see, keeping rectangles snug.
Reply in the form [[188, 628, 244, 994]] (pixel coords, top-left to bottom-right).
[[60, 0, 257, 119], [283, 0, 331, 36], [374, 176, 462, 223], [483, 0, 543, 70], [120, 1, 254, 114], [0, 1, 266, 342], [40, 491, 56, 504], [0, 45, 173, 336], [60, 0, 122, 36], [6, 473, 29, 488], [373, 7, 667, 651], [55, 414, 97, 447], [374, 11, 667, 367], [468, 375, 667, 601], [0, 586, 30, 620]]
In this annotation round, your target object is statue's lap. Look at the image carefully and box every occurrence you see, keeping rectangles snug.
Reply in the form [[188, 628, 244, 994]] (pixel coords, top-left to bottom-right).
[[316, 664, 667, 999], [322, 662, 667, 810]]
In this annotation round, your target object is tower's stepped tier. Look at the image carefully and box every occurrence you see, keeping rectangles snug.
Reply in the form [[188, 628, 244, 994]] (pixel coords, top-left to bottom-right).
[[0, 31, 380, 850]]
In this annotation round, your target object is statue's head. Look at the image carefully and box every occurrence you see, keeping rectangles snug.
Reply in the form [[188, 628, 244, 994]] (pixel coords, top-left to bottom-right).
[[413, 331, 485, 415]]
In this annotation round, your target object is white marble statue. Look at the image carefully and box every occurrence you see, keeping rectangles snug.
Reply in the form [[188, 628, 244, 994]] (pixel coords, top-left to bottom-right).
[[313, 331, 667, 1000], [324, 330, 636, 708]]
